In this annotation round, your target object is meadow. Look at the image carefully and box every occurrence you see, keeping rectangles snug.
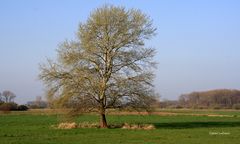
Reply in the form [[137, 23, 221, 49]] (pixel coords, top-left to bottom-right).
[[0, 109, 240, 144]]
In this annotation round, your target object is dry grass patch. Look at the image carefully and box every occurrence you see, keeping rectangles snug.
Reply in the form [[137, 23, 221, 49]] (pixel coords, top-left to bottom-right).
[[53, 122, 155, 130], [206, 114, 234, 117], [56, 122, 78, 129], [78, 122, 99, 128], [53, 122, 99, 129], [122, 123, 155, 130]]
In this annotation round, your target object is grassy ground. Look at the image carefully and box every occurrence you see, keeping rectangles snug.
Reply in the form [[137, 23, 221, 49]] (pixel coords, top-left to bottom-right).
[[0, 109, 240, 144]]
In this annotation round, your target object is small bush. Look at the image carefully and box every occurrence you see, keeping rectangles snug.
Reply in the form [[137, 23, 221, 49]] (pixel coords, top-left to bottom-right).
[[17, 105, 29, 111], [175, 105, 183, 109], [0, 101, 4, 105], [212, 105, 221, 110], [233, 104, 240, 110]]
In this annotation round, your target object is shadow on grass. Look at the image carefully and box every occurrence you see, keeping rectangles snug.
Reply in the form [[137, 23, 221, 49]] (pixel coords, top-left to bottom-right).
[[153, 121, 240, 129]]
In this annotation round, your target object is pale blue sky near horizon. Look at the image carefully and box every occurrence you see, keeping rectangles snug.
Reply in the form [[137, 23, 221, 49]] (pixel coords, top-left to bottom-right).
[[0, 0, 240, 104]]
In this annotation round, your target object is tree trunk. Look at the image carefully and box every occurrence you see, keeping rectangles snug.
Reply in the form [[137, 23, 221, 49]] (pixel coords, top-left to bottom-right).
[[99, 104, 108, 128], [100, 112, 108, 128]]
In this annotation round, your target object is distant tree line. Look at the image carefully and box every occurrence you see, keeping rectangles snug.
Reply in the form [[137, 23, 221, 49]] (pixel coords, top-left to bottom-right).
[[179, 89, 240, 109], [26, 96, 48, 109], [159, 89, 240, 109], [0, 90, 28, 111]]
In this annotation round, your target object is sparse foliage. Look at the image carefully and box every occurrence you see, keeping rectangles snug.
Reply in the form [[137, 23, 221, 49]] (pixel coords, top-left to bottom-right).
[[39, 5, 157, 128]]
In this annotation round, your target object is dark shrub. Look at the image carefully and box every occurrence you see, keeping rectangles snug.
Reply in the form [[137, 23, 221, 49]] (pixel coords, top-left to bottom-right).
[[0, 101, 4, 105], [17, 105, 29, 111], [175, 105, 183, 109], [233, 104, 240, 110], [213, 106, 221, 110], [0, 103, 18, 111], [28, 105, 40, 109]]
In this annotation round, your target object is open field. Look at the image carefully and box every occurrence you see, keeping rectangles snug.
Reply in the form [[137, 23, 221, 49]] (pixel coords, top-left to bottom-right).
[[0, 109, 240, 144]]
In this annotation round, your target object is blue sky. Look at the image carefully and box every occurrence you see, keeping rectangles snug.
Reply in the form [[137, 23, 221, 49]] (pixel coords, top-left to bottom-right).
[[0, 0, 240, 104]]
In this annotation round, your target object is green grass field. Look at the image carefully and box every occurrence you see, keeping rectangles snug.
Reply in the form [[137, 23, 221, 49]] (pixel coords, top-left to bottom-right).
[[0, 109, 240, 144]]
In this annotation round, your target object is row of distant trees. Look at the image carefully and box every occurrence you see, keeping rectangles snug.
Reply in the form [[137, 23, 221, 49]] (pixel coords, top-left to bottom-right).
[[0, 90, 28, 111], [159, 89, 240, 109], [0, 91, 48, 111], [26, 96, 48, 109], [179, 89, 240, 109]]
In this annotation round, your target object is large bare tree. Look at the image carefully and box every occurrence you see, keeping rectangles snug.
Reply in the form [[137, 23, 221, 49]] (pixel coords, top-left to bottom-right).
[[39, 5, 157, 128]]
